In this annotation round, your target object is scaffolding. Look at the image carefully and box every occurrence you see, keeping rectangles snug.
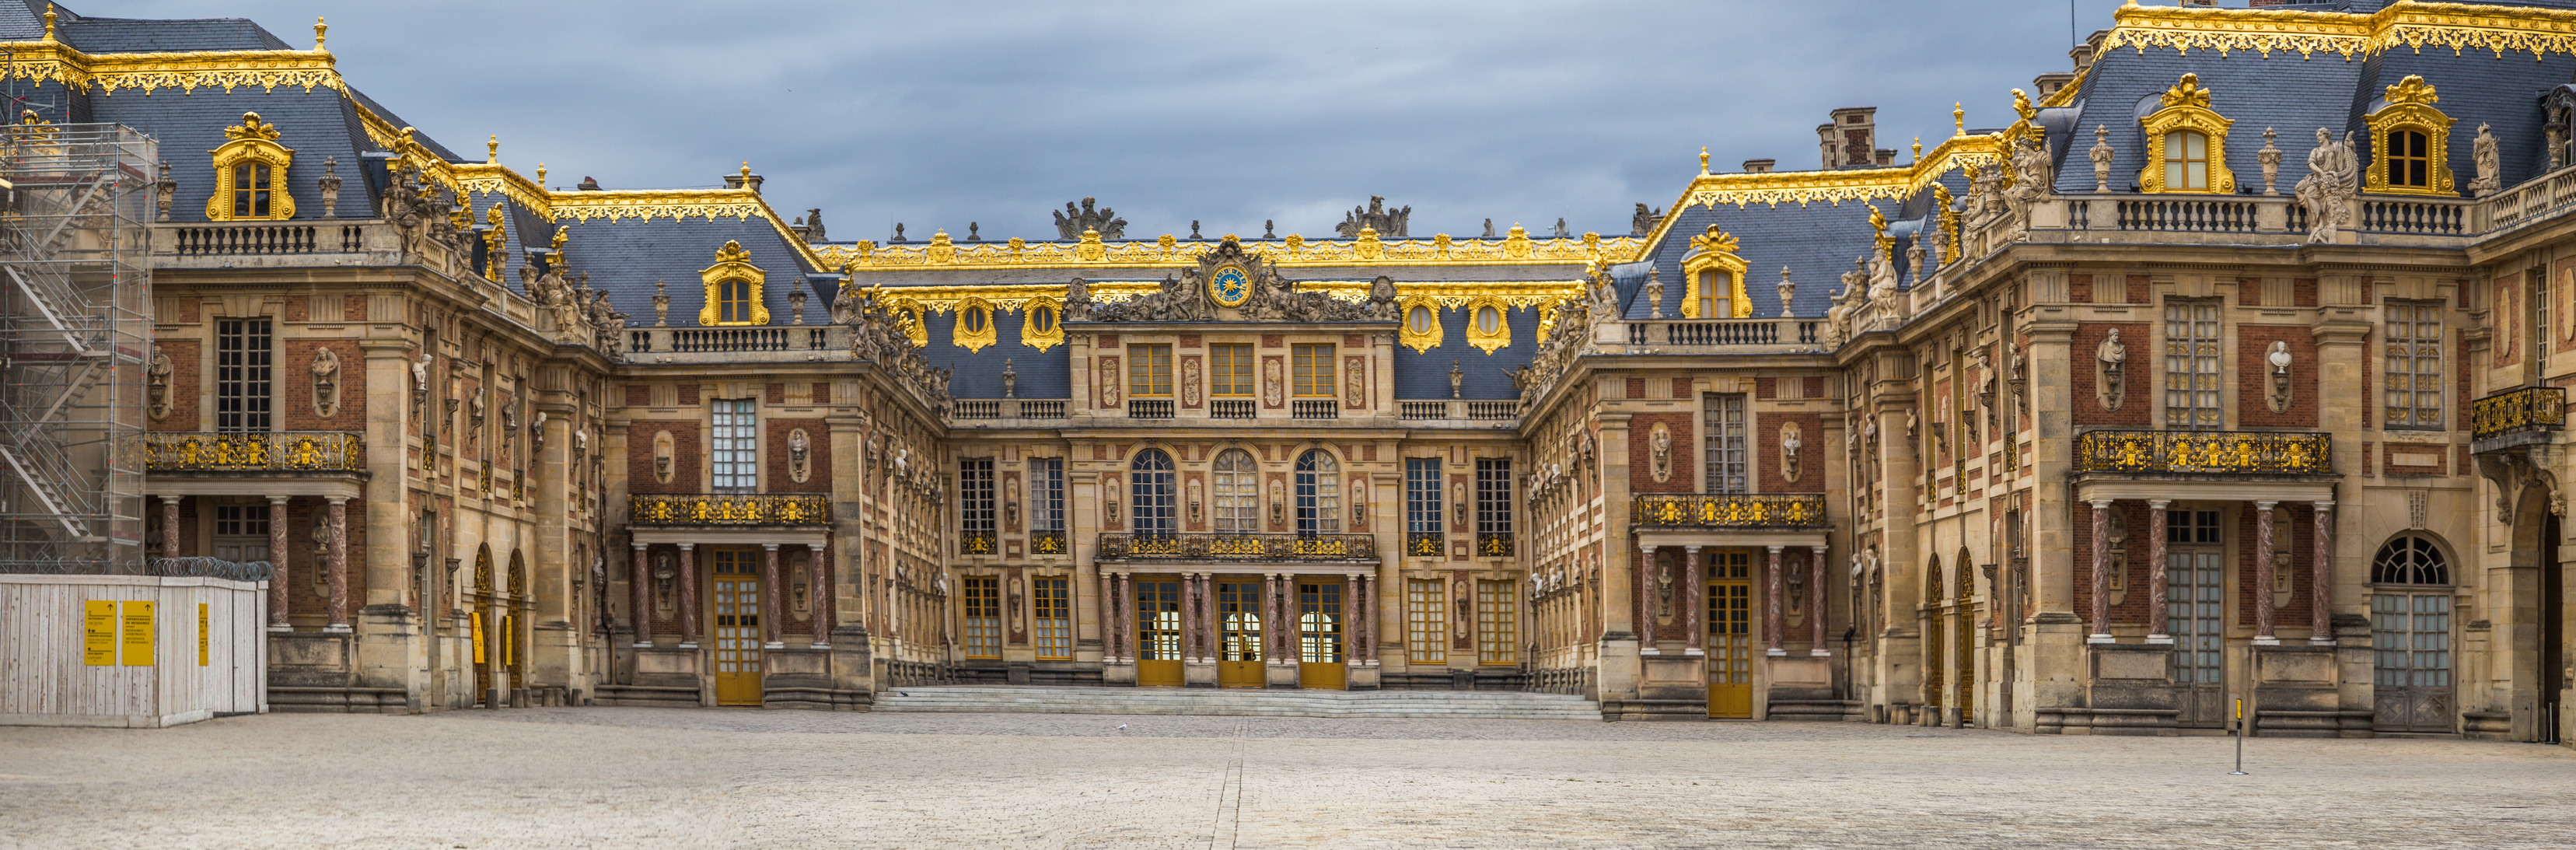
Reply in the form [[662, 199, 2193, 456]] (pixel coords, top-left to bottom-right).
[[0, 123, 152, 573]]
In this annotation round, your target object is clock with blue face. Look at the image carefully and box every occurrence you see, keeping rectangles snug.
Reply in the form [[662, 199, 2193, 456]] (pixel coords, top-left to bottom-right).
[[1209, 264, 1252, 308]]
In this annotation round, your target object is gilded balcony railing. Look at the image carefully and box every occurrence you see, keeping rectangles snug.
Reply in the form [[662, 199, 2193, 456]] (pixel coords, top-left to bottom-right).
[[960, 530, 998, 555], [142, 431, 365, 472], [1096, 533, 1377, 561], [1030, 530, 1068, 556], [2074, 430, 2331, 475], [1632, 494, 1827, 528], [1476, 532, 1516, 557], [2473, 386, 2566, 442], [1406, 531, 1444, 558], [628, 493, 830, 526]]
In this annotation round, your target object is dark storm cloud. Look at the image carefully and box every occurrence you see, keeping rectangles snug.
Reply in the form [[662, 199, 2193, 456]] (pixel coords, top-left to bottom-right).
[[105, 0, 2137, 242]]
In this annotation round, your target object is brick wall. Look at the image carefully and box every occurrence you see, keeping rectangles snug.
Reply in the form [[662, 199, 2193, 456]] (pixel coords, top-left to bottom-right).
[[765, 418, 829, 492], [627, 422, 701, 493], [2235, 503, 2316, 630], [1628, 411, 1696, 494], [281, 496, 369, 619], [2068, 500, 2155, 628], [1756, 411, 1826, 493], [2234, 326, 2316, 428], [2071, 322, 2151, 425], [152, 339, 200, 430]]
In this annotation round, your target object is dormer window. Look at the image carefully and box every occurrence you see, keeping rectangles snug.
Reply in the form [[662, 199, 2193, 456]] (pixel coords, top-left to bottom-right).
[[231, 163, 274, 218], [2162, 130, 2210, 191], [2135, 74, 2235, 194], [204, 111, 296, 222], [2362, 75, 2455, 197], [697, 240, 771, 326]]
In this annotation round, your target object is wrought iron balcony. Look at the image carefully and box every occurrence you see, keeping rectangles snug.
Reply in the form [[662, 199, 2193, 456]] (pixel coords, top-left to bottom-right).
[[1030, 530, 1068, 556], [142, 431, 365, 473], [2074, 430, 2331, 476], [959, 530, 998, 555], [1476, 532, 1516, 557], [628, 493, 830, 526], [1633, 494, 1828, 528], [1406, 531, 1444, 558], [2473, 386, 2565, 445], [1096, 533, 1377, 562]]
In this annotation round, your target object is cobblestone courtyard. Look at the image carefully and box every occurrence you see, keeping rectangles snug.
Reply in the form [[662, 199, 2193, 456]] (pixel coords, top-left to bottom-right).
[[7, 708, 2575, 849]]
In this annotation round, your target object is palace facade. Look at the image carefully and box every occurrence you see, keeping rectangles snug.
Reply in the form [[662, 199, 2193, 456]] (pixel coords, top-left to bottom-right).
[[26, 0, 2576, 740]]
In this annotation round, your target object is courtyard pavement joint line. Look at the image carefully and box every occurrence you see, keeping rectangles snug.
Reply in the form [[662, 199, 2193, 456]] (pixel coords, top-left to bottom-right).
[[1206, 718, 1248, 850]]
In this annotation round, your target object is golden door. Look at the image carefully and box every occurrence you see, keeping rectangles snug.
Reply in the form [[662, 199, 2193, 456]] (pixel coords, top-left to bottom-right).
[[1134, 579, 1184, 687], [503, 614, 523, 691], [1217, 581, 1265, 687], [1706, 551, 1754, 719], [470, 610, 491, 698], [1297, 581, 1346, 690], [711, 550, 764, 706]]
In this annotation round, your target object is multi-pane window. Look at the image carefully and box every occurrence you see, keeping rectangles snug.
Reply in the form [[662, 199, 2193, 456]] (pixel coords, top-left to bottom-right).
[[1405, 458, 1443, 555], [1298, 582, 1343, 664], [1212, 449, 1259, 534], [1696, 270, 1728, 319], [1703, 394, 1748, 493], [1292, 344, 1335, 397], [1029, 458, 1066, 553], [1406, 578, 1445, 664], [211, 504, 269, 537], [1295, 449, 1341, 535], [1475, 458, 1513, 555], [2162, 130, 2210, 191], [1032, 577, 1071, 659], [2384, 301, 2444, 428], [2385, 129, 2431, 189], [1127, 344, 1173, 397], [1210, 344, 1254, 397], [2166, 509, 2222, 544], [709, 399, 757, 490], [717, 278, 754, 324], [2163, 300, 2221, 429], [1130, 449, 1176, 537], [215, 318, 273, 432], [1476, 579, 1516, 665], [2372, 535, 2450, 585], [231, 163, 273, 218], [958, 458, 995, 554], [2373, 593, 2452, 688], [961, 575, 1001, 659]]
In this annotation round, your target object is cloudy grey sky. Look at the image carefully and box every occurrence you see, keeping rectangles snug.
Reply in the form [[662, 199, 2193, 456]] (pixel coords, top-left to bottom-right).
[[107, 0, 2141, 243]]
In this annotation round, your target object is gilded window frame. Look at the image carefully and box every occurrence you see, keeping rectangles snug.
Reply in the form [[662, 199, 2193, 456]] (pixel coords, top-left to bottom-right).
[[204, 111, 296, 222], [1463, 296, 1512, 353], [1397, 294, 1443, 353], [1020, 294, 1066, 352], [697, 240, 771, 326], [1678, 226, 1749, 319], [2362, 75, 2456, 197], [2136, 74, 2236, 195], [952, 296, 998, 352]]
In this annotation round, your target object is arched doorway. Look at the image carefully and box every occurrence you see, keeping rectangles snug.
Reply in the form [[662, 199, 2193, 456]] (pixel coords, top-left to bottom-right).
[[1921, 554, 1944, 723], [505, 551, 528, 692], [471, 546, 495, 705], [2508, 484, 2565, 743], [2369, 534, 2455, 733], [1955, 547, 1976, 727]]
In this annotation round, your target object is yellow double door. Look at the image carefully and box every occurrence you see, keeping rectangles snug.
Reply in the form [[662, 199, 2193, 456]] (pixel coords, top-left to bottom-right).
[[711, 550, 764, 706], [1139, 578, 1345, 690], [1707, 551, 1755, 719]]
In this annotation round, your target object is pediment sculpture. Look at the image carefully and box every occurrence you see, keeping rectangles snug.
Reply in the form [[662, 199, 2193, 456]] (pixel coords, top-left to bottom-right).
[[1083, 237, 1389, 324]]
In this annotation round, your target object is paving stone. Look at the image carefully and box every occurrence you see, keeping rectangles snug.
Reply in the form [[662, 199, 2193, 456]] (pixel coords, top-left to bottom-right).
[[2, 708, 2571, 848]]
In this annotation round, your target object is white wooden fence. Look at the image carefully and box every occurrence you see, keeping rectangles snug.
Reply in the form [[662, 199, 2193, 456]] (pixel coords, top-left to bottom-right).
[[0, 574, 267, 727]]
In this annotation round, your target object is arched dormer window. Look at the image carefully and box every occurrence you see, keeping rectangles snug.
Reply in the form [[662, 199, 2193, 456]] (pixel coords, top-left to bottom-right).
[[1679, 225, 1749, 318], [205, 112, 296, 221], [1022, 297, 1064, 352], [1398, 297, 1442, 353], [2137, 74, 2235, 194], [952, 298, 997, 352], [1130, 449, 1176, 537], [2364, 75, 2457, 197], [1465, 299, 1512, 353], [697, 240, 770, 326], [1294, 449, 1341, 536]]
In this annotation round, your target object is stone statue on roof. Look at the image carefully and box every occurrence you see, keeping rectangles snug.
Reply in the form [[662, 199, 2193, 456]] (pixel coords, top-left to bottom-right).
[[1052, 198, 1126, 240], [2294, 128, 2358, 244], [2002, 133, 2053, 236], [2471, 123, 2501, 198], [1335, 196, 1410, 238], [1632, 204, 1664, 236]]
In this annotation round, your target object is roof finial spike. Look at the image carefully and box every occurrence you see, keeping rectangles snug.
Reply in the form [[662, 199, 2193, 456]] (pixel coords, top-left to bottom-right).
[[1912, 137, 1923, 163], [536, 162, 547, 187], [1699, 146, 1710, 174], [739, 161, 752, 182], [314, 16, 327, 51], [487, 135, 498, 164], [42, 4, 56, 41], [1953, 103, 1966, 136]]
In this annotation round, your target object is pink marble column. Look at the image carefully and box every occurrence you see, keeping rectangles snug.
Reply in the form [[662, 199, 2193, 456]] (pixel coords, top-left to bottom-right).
[[2253, 500, 2277, 645], [1114, 572, 1131, 661], [1765, 546, 1784, 656], [325, 497, 350, 633], [1268, 573, 1288, 662], [676, 544, 699, 647], [1358, 574, 1374, 663], [812, 544, 831, 648], [631, 543, 652, 646], [268, 497, 290, 630], [2088, 500, 2111, 642], [2310, 502, 2335, 645], [1809, 545, 1830, 655], [1340, 574, 1354, 666], [2147, 500, 2171, 643], [1187, 574, 1206, 662], [159, 496, 180, 561], [1099, 572, 1117, 659], [762, 544, 784, 648], [1683, 546, 1704, 654], [1637, 544, 1658, 653]]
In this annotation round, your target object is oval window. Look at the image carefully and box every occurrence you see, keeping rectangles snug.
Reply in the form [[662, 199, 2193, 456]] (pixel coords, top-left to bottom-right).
[[1407, 305, 1434, 334], [963, 306, 988, 333], [1476, 306, 1501, 334], [1029, 305, 1055, 334]]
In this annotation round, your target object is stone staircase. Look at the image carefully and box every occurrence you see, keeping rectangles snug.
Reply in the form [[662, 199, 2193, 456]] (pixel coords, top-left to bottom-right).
[[874, 685, 1603, 719]]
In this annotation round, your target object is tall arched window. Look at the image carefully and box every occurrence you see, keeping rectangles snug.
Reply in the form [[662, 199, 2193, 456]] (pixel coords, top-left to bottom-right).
[[1295, 449, 1340, 536], [2162, 130, 2210, 191], [2372, 535, 2449, 585], [1130, 449, 1176, 537], [1212, 449, 1259, 534]]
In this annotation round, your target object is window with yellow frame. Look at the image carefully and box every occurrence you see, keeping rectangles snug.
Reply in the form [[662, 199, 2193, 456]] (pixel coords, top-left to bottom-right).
[[1021, 296, 1066, 352], [1463, 298, 1512, 353], [2363, 75, 2456, 196], [204, 112, 296, 221], [697, 240, 771, 326], [952, 297, 998, 352], [1679, 225, 1749, 318], [1398, 296, 1442, 353], [2135, 73, 2236, 194]]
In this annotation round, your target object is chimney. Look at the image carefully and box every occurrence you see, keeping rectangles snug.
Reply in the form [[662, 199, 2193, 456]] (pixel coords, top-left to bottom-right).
[[576, 176, 601, 191], [1742, 159, 1776, 173], [724, 166, 764, 194], [1827, 107, 1878, 170], [2033, 72, 2076, 100], [2248, 0, 2296, 5], [2178, 0, 2215, 5], [1874, 149, 1897, 167], [1816, 124, 1837, 171]]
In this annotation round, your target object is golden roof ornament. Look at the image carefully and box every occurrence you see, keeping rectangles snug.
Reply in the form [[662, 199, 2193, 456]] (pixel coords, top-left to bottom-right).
[[486, 202, 503, 228], [1953, 103, 1966, 136], [1868, 204, 1888, 237], [487, 135, 498, 164], [313, 16, 327, 51], [550, 225, 568, 254], [536, 163, 547, 187], [2384, 75, 2438, 107], [2161, 73, 2212, 110], [1699, 146, 1711, 174], [739, 162, 753, 184], [18, 110, 40, 125], [2013, 89, 2035, 123], [41, 4, 54, 41], [1911, 137, 1922, 163], [223, 112, 281, 142], [1689, 224, 1738, 255], [714, 240, 752, 264]]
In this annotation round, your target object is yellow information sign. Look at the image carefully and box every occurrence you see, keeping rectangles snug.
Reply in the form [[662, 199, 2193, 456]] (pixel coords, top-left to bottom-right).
[[470, 611, 487, 665], [121, 600, 154, 666], [197, 603, 210, 666], [82, 600, 116, 665]]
